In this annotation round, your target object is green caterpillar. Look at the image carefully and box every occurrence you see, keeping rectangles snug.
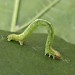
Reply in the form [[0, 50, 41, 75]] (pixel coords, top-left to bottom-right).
[[7, 19, 61, 59]]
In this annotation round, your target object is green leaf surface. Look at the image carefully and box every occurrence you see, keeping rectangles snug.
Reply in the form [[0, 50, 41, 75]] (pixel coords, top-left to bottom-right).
[[0, 30, 75, 75], [0, 0, 75, 44], [0, 0, 14, 30], [16, 0, 75, 44]]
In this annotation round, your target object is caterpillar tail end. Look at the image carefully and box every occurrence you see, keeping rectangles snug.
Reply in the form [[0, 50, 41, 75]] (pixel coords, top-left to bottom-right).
[[45, 48, 61, 60]]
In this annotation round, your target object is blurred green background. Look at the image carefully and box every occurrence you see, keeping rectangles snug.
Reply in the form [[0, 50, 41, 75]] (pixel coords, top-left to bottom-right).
[[0, 0, 75, 44]]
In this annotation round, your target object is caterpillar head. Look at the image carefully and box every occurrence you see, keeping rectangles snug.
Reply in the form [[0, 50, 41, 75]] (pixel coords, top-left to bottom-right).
[[7, 34, 18, 41]]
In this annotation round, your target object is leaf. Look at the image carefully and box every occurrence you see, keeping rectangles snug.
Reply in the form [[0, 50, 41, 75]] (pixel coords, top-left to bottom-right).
[[0, 0, 14, 30], [0, 0, 75, 43], [0, 30, 75, 75], [14, 0, 75, 44]]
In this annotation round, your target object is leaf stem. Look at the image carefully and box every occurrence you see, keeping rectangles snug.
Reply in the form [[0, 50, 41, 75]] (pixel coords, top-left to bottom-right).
[[16, 0, 60, 31], [10, 0, 20, 32]]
